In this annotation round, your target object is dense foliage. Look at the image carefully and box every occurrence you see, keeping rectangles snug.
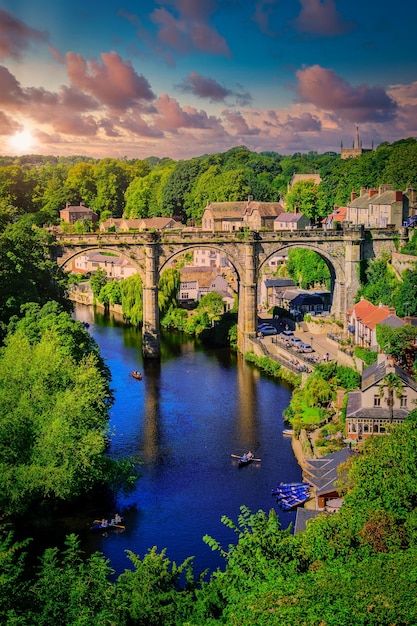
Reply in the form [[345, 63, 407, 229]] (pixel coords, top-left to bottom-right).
[[0, 302, 140, 516], [2, 139, 417, 227], [3, 419, 417, 623]]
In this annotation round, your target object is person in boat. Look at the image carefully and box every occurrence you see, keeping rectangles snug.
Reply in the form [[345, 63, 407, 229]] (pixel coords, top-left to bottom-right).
[[247, 451, 253, 459], [115, 513, 122, 524]]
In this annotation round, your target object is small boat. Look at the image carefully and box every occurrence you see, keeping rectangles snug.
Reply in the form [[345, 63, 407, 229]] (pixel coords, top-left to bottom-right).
[[131, 370, 142, 380], [278, 493, 311, 510], [231, 451, 261, 466], [282, 429, 295, 436], [90, 515, 125, 533]]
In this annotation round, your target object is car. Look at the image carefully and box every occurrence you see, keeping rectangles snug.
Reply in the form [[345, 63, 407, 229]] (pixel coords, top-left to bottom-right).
[[259, 325, 277, 335], [290, 337, 303, 346], [300, 343, 313, 353], [281, 329, 294, 337], [258, 323, 273, 329]]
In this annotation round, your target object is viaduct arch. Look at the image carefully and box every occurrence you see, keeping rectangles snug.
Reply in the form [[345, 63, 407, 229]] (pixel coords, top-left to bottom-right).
[[52, 227, 403, 358]]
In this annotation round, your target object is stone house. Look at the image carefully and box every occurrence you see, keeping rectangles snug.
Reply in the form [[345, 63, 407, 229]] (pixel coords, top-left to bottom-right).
[[201, 197, 284, 232], [178, 268, 234, 309], [346, 355, 417, 441], [60, 202, 98, 224], [303, 448, 354, 509], [346, 185, 409, 229], [99, 216, 182, 232], [71, 252, 137, 279], [274, 212, 310, 231]]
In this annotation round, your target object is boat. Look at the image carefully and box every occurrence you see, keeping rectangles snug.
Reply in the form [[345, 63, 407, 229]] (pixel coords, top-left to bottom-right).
[[231, 451, 261, 466], [131, 370, 142, 380], [282, 429, 295, 436], [278, 493, 311, 510], [90, 515, 125, 533]]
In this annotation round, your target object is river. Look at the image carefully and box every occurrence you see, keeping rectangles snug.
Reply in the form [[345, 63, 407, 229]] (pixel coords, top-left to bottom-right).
[[74, 303, 302, 576]]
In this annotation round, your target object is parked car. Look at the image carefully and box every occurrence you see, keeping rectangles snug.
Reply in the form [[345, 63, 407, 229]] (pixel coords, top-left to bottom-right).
[[281, 329, 294, 337], [259, 325, 277, 335], [300, 343, 313, 352], [290, 337, 303, 347]]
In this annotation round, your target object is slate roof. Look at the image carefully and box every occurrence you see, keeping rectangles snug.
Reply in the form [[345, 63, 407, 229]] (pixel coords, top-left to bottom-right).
[[276, 212, 305, 223], [294, 509, 321, 535], [345, 391, 409, 421], [291, 293, 324, 306], [244, 201, 284, 217], [303, 448, 354, 496], [361, 358, 417, 393]]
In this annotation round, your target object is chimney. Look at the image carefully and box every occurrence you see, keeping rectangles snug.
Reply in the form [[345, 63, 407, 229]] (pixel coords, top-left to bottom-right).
[[379, 184, 393, 195], [394, 191, 403, 202], [351, 190, 357, 201], [368, 188, 378, 198], [248, 195, 253, 202], [360, 187, 368, 196]]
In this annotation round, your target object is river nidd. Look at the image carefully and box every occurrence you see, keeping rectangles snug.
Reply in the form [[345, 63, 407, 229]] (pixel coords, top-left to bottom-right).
[[75, 303, 303, 575]]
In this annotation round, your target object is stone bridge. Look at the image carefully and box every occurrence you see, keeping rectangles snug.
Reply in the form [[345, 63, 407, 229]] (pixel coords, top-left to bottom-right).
[[51, 227, 403, 358]]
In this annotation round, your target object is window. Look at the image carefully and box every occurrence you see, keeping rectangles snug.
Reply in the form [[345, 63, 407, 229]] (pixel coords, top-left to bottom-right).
[[400, 396, 407, 407], [374, 395, 381, 407]]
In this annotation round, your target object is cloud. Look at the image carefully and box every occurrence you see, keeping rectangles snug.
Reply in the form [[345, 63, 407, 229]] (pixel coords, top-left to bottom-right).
[[285, 111, 322, 131], [292, 0, 355, 37], [251, 0, 280, 36], [66, 51, 156, 111], [0, 8, 49, 60], [176, 71, 252, 105], [296, 65, 397, 122], [0, 65, 26, 105], [156, 94, 223, 131], [222, 110, 261, 135], [0, 110, 20, 135], [150, 1, 230, 57]]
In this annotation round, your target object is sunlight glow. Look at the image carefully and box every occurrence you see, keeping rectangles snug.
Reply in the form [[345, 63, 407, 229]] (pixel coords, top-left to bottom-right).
[[8, 129, 34, 153]]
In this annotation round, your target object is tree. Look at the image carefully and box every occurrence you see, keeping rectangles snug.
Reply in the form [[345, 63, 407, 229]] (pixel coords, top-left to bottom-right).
[[285, 179, 323, 221], [0, 220, 70, 333], [90, 268, 108, 298], [378, 373, 404, 422], [158, 268, 180, 318], [198, 292, 224, 317], [120, 274, 143, 326], [98, 280, 122, 306]]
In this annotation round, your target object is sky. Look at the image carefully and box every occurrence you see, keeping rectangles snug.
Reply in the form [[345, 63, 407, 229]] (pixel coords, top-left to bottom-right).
[[1, 0, 417, 160]]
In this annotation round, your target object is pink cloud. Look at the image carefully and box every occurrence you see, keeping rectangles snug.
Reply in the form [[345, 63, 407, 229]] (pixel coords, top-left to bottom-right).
[[296, 65, 397, 122], [0, 65, 26, 105], [222, 110, 260, 135], [292, 0, 355, 37], [0, 110, 20, 135], [151, 2, 230, 57], [176, 71, 252, 105], [0, 8, 49, 60], [66, 51, 156, 111], [156, 93, 223, 131]]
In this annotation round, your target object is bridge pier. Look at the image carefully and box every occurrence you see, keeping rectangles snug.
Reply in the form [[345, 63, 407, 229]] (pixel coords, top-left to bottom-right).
[[237, 239, 258, 354], [142, 235, 161, 358]]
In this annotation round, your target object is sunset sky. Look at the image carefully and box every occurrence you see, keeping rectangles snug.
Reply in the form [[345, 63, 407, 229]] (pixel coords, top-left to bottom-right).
[[1, 0, 416, 160]]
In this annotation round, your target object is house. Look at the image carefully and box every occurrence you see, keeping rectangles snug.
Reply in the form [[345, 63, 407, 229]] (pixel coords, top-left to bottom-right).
[[290, 293, 325, 317], [60, 202, 98, 224], [178, 268, 234, 309], [99, 216, 182, 232], [322, 206, 348, 230], [303, 448, 354, 509], [346, 297, 404, 349], [259, 278, 295, 309], [193, 249, 231, 270], [70, 252, 137, 279], [346, 354, 417, 441], [346, 185, 409, 229], [201, 197, 284, 232], [274, 212, 310, 231]]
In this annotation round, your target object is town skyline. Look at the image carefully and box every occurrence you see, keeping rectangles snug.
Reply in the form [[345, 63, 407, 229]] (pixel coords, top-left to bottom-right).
[[1, 0, 416, 160]]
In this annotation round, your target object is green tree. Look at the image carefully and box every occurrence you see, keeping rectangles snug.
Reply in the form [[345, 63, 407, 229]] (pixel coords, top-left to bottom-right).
[[198, 292, 224, 317], [64, 161, 97, 207], [378, 373, 404, 422], [90, 268, 108, 298], [0, 220, 69, 333], [285, 179, 323, 221], [120, 274, 143, 326], [158, 268, 180, 318], [98, 280, 122, 306]]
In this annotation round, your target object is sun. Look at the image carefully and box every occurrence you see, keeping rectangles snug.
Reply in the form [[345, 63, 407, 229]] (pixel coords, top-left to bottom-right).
[[8, 129, 34, 153]]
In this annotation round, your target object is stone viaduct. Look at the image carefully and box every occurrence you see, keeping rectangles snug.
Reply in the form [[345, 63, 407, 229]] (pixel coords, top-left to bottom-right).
[[52, 227, 403, 358]]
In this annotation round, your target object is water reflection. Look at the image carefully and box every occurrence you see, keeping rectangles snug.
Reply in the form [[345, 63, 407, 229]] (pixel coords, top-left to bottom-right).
[[74, 304, 302, 575]]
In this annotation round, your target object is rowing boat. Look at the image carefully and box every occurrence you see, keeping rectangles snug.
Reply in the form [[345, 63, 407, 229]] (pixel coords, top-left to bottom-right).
[[231, 452, 261, 465], [90, 515, 125, 532]]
